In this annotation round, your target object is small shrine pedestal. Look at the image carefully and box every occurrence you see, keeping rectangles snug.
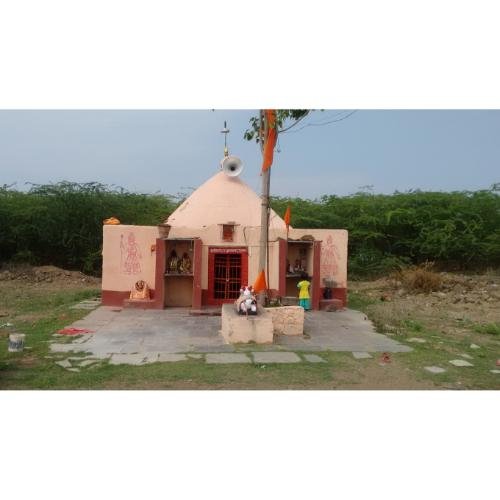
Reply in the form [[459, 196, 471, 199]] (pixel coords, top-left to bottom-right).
[[221, 304, 305, 344], [221, 304, 274, 344], [265, 306, 304, 336]]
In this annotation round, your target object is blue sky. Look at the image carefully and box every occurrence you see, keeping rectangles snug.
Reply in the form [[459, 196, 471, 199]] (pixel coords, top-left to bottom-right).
[[0, 110, 498, 199]]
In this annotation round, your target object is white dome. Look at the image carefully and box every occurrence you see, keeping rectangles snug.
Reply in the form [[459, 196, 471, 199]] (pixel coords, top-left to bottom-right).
[[166, 171, 286, 230]]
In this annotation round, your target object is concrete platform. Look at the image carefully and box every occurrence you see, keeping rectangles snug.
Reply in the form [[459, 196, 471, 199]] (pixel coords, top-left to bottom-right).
[[221, 304, 274, 344], [50, 306, 411, 358]]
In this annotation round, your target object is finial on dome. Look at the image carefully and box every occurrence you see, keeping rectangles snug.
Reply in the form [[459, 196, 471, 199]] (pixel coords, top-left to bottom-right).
[[221, 121, 230, 157]]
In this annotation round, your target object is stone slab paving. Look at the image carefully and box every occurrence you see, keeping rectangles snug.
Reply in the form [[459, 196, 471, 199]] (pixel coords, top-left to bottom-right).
[[407, 337, 427, 343], [490, 370, 500, 374], [55, 359, 72, 368], [460, 353, 473, 360], [303, 354, 326, 363], [424, 366, 447, 374], [158, 353, 188, 362], [109, 354, 147, 365], [51, 307, 411, 360], [278, 309, 411, 353], [449, 359, 474, 367], [144, 352, 160, 363], [352, 351, 372, 359], [193, 345, 236, 353], [206, 353, 251, 364], [470, 344, 480, 349], [252, 352, 301, 364], [78, 359, 101, 367]]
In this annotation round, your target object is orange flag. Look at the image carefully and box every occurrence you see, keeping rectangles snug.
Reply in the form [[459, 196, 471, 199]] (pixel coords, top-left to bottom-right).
[[261, 109, 277, 172], [284, 205, 291, 232], [253, 269, 267, 293]]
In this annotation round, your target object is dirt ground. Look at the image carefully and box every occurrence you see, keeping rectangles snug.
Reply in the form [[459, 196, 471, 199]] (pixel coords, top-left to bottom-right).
[[0, 264, 100, 321], [350, 270, 500, 340], [0, 263, 100, 289]]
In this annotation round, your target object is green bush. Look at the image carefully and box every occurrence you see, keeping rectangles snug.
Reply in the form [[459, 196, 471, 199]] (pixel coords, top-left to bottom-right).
[[1, 182, 499, 278], [271, 187, 500, 275], [0, 182, 176, 275]]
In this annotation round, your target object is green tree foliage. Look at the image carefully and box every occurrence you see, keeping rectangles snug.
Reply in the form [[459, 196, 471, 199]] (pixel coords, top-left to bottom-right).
[[244, 110, 310, 143], [1, 183, 499, 277], [0, 182, 176, 274], [271, 187, 500, 277]]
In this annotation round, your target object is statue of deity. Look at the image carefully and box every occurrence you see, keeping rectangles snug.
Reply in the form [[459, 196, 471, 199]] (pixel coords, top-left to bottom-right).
[[168, 250, 179, 274], [129, 280, 150, 300], [179, 252, 192, 274], [235, 285, 257, 316]]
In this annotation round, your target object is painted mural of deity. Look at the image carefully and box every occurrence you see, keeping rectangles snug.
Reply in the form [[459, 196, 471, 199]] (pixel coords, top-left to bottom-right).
[[320, 234, 340, 279], [120, 232, 142, 275]]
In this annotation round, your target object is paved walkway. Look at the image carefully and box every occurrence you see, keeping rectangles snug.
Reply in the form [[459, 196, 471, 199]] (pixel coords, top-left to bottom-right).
[[50, 306, 411, 362]]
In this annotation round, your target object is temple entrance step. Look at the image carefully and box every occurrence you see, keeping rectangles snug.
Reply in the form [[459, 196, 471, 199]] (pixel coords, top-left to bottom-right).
[[122, 298, 157, 309]]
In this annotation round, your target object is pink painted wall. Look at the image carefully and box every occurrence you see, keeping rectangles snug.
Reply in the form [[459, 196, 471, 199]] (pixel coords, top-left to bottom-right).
[[102, 224, 347, 298], [102, 225, 161, 292], [289, 228, 348, 288]]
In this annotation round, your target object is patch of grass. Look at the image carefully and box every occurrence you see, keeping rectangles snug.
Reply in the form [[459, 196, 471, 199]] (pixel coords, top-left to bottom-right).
[[347, 290, 376, 312], [401, 319, 424, 332], [15, 288, 99, 315], [0, 348, 353, 390], [0, 285, 101, 388], [472, 322, 500, 336]]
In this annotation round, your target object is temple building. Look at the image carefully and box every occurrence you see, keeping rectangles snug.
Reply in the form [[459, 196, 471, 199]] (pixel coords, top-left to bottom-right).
[[101, 158, 348, 311]]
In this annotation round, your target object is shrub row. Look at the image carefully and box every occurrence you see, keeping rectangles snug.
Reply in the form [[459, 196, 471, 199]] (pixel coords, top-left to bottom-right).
[[0, 182, 176, 274], [271, 188, 500, 277], [1, 182, 499, 277]]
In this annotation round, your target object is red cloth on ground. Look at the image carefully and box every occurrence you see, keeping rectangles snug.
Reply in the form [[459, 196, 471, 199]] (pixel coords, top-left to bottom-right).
[[57, 327, 94, 335]]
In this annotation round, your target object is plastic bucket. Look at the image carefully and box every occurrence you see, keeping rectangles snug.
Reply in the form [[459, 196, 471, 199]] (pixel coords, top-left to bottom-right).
[[8, 333, 26, 352]]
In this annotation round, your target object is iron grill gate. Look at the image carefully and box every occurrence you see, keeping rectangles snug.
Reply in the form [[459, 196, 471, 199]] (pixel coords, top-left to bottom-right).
[[213, 253, 242, 300]]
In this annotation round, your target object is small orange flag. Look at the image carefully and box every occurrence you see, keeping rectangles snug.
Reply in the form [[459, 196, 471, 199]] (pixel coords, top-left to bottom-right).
[[261, 109, 277, 172], [253, 269, 267, 293], [284, 206, 291, 231]]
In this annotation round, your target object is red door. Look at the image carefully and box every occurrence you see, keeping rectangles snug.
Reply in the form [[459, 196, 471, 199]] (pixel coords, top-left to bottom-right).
[[208, 248, 248, 305]]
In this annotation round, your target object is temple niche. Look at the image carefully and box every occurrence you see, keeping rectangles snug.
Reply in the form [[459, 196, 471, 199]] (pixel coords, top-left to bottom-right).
[[101, 156, 348, 311]]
